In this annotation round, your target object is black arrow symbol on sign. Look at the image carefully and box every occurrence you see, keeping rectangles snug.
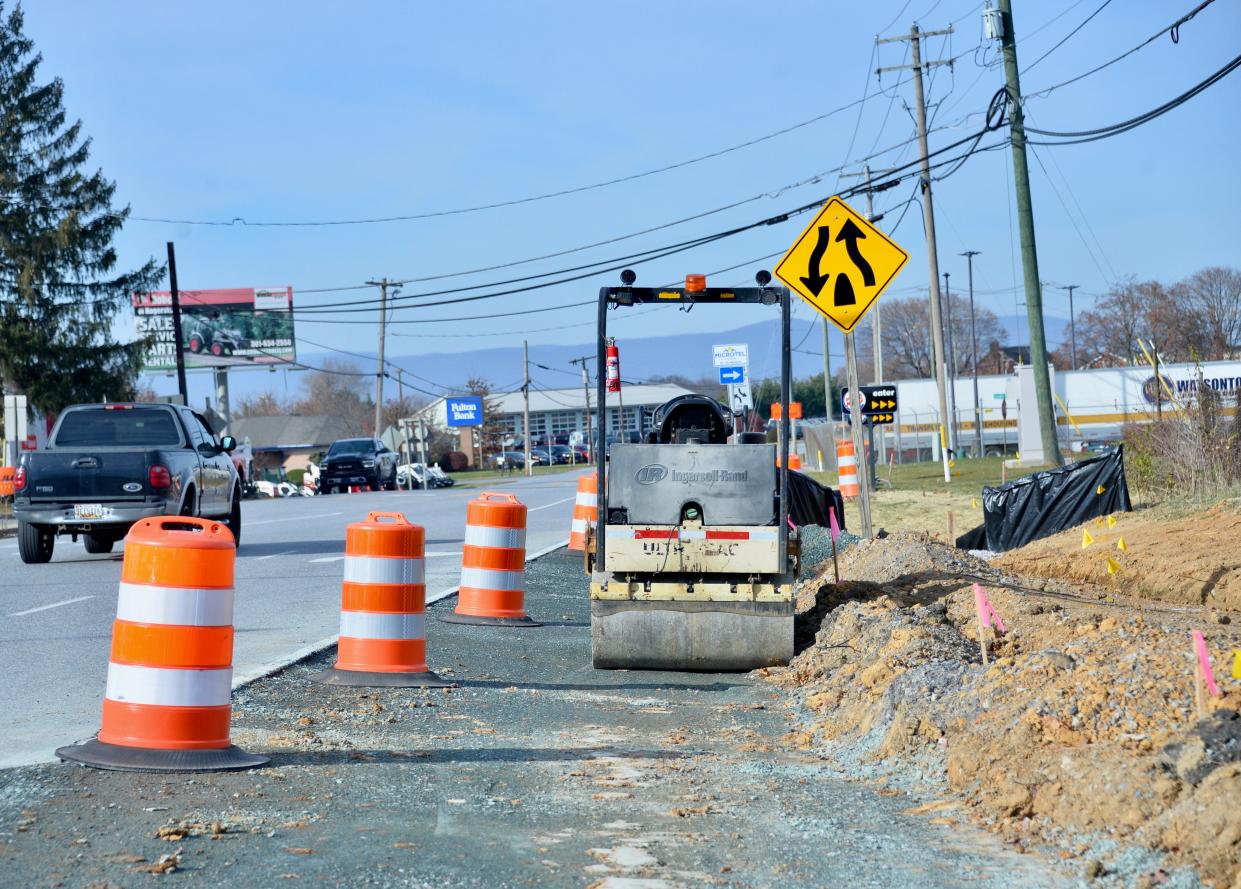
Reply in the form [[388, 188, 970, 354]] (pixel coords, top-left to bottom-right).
[[835, 219, 875, 287], [799, 226, 831, 296]]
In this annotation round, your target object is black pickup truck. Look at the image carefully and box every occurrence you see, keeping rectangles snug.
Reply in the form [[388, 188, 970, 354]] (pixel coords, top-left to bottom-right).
[[12, 403, 242, 563]]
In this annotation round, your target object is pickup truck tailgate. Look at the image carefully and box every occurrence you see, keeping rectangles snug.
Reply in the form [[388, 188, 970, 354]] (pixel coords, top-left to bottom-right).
[[24, 451, 152, 501]]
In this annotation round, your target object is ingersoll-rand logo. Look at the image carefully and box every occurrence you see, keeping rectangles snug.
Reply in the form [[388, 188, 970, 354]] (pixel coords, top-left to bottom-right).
[[635, 464, 668, 485]]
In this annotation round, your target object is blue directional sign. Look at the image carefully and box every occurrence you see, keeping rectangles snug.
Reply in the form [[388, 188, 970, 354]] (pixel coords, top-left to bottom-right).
[[718, 365, 746, 386], [446, 396, 484, 427]]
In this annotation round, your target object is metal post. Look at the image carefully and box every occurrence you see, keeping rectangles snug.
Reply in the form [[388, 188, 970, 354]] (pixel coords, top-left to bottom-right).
[[418, 417, 430, 491], [821, 318, 833, 424], [962, 251, 983, 458], [997, 0, 1063, 465], [943, 271, 959, 454], [844, 333, 872, 538], [1057, 284, 1079, 370], [523, 339, 532, 477], [165, 242, 188, 405]]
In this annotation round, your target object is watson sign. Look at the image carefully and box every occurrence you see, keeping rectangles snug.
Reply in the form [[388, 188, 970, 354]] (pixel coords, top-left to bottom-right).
[[446, 396, 484, 427]]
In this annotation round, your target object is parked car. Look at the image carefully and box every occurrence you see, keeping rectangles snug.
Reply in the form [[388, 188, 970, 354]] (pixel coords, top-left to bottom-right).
[[12, 402, 241, 563], [398, 462, 456, 489], [528, 448, 553, 466], [317, 438, 399, 493], [571, 444, 590, 462], [493, 451, 527, 469], [548, 445, 573, 464]]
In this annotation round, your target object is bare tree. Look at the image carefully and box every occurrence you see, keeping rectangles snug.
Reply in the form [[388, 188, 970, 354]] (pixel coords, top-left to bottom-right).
[[1185, 266, 1241, 360], [291, 359, 373, 434], [858, 294, 1007, 380], [235, 391, 288, 417]]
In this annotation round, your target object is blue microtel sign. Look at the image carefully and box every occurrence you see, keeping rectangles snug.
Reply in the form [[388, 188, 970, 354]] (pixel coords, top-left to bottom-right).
[[446, 396, 484, 427]]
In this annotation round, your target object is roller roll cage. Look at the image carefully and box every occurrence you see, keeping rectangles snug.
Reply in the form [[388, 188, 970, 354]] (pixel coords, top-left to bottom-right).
[[594, 277, 793, 568]]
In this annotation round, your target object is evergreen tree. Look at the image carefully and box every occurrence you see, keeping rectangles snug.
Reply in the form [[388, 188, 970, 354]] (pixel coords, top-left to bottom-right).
[[0, 3, 161, 415]]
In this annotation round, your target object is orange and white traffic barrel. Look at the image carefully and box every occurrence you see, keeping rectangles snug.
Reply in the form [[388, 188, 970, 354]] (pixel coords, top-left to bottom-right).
[[443, 492, 539, 626], [836, 439, 860, 499], [56, 517, 267, 772], [568, 472, 597, 551], [317, 512, 449, 688]]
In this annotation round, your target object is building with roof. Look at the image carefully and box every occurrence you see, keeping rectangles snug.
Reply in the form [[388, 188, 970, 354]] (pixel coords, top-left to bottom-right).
[[229, 415, 359, 475], [411, 384, 694, 459]]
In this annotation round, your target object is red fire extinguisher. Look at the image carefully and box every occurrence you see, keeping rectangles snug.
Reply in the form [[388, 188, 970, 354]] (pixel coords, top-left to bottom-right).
[[606, 341, 621, 393]]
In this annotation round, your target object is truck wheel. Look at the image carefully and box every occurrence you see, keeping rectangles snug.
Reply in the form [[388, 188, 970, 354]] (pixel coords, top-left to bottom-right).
[[83, 534, 115, 554], [210, 343, 224, 357], [227, 491, 242, 547], [18, 521, 54, 564]]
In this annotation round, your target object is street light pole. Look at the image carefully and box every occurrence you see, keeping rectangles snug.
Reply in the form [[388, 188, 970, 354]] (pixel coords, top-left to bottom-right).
[[942, 271, 959, 454], [961, 251, 983, 458], [1057, 284, 1079, 370]]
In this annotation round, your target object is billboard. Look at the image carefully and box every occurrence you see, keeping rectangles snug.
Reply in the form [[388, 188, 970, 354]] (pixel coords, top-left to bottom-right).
[[446, 396, 484, 427], [132, 287, 296, 371]]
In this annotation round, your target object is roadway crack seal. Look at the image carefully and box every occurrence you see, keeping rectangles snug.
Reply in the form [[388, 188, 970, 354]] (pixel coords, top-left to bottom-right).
[[229, 537, 571, 692]]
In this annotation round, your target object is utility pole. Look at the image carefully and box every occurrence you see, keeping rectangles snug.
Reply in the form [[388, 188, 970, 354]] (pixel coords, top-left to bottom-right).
[[366, 277, 390, 438], [1057, 284, 1079, 369], [943, 271, 960, 453], [995, 0, 1063, 465], [961, 251, 983, 458], [877, 23, 954, 481], [522, 340, 532, 477], [570, 355, 593, 461], [165, 242, 188, 405]]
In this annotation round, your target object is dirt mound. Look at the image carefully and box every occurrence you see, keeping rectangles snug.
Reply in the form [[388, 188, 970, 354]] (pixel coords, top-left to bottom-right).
[[995, 504, 1241, 611], [771, 531, 1241, 887]]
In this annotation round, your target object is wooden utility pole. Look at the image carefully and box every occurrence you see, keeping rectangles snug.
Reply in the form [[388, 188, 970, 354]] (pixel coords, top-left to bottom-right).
[[877, 23, 954, 481], [1057, 284, 1079, 369], [366, 277, 390, 438], [165, 242, 188, 405], [522, 339, 532, 477], [995, 0, 1063, 465], [570, 355, 593, 461]]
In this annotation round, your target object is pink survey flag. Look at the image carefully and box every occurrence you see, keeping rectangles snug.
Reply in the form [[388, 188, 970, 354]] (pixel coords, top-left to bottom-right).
[[1193, 630, 1221, 697], [972, 583, 1007, 635], [828, 505, 841, 543]]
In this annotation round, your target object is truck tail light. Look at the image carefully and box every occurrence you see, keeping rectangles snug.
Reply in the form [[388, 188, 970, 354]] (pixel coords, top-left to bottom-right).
[[13, 466, 26, 491], [149, 465, 172, 489]]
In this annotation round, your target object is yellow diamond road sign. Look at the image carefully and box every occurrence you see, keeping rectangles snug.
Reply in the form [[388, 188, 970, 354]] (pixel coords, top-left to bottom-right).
[[774, 196, 910, 333]]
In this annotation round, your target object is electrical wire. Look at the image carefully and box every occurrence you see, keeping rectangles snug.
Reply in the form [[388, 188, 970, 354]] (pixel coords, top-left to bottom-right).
[[1022, 0, 1114, 74], [1026, 50, 1241, 144], [1024, 0, 1222, 99]]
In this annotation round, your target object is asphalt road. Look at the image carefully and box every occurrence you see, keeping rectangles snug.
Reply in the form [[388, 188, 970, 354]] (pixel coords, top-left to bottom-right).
[[0, 471, 585, 768]]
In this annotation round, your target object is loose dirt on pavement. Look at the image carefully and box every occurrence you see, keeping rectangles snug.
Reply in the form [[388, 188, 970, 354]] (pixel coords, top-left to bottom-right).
[[0, 550, 1067, 888], [773, 528, 1241, 888]]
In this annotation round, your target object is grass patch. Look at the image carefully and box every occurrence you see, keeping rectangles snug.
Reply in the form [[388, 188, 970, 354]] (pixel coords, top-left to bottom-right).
[[454, 463, 587, 485]]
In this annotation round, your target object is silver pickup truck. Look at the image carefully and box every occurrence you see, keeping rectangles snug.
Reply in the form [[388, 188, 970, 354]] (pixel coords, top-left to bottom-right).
[[13, 402, 241, 563]]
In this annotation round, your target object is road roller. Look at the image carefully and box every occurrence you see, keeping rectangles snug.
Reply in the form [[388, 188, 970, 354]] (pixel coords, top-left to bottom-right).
[[587, 269, 798, 670]]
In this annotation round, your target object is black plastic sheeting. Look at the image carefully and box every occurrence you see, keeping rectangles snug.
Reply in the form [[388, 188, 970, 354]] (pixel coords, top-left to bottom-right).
[[955, 447, 1132, 552], [787, 471, 846, 530]]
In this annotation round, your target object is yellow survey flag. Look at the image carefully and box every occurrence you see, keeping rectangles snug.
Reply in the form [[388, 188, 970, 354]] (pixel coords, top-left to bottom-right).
[[1116, 537, 1127, 551], [1107, 515, 1117, 528], [1097, 485, 1106, 495], [1082, 529, 1094, 548], [1233, 650, 1241, 680], [971, 497, 979, 509], [1106, 558, 1121, 575]]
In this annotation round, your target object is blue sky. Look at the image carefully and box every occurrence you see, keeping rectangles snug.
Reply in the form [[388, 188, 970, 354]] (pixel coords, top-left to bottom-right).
[[20, 0, 1241, 396]]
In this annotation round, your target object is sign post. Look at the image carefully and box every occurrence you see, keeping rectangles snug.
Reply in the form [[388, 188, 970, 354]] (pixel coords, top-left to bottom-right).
[[774, 197, 910, 539], [714, 344, 750, 438]]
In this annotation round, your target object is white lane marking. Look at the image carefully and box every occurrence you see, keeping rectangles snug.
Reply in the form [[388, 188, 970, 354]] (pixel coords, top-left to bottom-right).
[[247, 512, 343, 526], [252, 550, 297, 561], [309, 556, 345, 563], [527, 495, 576, 513], [10, 595, 95, 617]]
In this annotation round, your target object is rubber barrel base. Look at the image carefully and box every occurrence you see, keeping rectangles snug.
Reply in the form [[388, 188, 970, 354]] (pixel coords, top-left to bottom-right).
[[439, 612, 541, 627], [56, 739, 268, 773], [313, 667, 454, 688]]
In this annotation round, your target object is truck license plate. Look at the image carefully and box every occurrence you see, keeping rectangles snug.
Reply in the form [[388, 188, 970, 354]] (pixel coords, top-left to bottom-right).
[[74, 504, 112, 520]]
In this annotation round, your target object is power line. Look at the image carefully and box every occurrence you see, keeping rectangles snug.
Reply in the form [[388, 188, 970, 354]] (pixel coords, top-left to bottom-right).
[[1024, 0, 1223, 99], [1026, 49, 1241, 144], [1022, 0, 1114, 74]]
